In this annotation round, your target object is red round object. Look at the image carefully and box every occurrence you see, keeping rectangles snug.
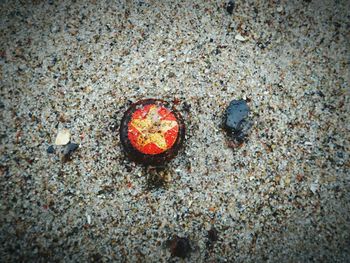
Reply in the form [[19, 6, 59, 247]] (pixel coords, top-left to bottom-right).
[[127, 104, 179, 155], [120, 99, 185, 165]]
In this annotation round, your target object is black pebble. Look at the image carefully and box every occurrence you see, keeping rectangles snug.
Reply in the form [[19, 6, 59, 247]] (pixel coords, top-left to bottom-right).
[[47, 145, 55, 154], [226, 1, 235, 15], [224, 99, 252, 143], [225, 100, 249, 131], [63, 143, 79, 157], [169, 236, 191, 258]]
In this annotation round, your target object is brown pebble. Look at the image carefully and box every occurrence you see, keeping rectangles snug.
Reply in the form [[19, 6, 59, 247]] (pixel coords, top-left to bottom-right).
[[168, 235, 191, 258], [208, 227, 219, 242]]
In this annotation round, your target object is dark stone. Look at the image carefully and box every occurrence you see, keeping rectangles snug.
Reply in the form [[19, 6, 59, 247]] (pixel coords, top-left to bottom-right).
[[213, 48, 221, 55], [225, 100, 249, 131], [145, 166, 168, 190], [208, 227, 219, 242], [169, 236, 191, 258], [46, 145, 55, 154], [224, 99, 252, 144], [226, 1, 235, 15], [62, 143, 79, 161]]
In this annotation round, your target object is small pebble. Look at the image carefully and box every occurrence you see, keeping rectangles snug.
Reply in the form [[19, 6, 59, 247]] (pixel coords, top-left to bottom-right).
[[208, 227, 219, 242], [46, 145, 55, 154], [55, 129, 70, 145], [310, 182, 319, 194], [63, 143, 79, 156], [86, 214, 91, 225], [224, 99, 252, 145], [50, 24, 60, 33], [168, 72, 176, 78], [225, 100, 250, 131], [169, 236, 191, 258], [235, 34, 247, 42], [226, 1, 235, 15]]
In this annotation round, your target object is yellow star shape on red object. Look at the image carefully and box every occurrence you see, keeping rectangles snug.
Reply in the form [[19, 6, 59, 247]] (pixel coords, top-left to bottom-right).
[[130, 106, 177, 150]]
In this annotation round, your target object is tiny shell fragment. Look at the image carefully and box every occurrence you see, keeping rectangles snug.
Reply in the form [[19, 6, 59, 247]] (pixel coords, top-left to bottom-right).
[[55, 129, 70, 145], [235, 34, 247, 42]]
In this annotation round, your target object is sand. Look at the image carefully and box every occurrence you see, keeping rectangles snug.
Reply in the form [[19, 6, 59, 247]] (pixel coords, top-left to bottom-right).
[[0, 0, 349, 262]]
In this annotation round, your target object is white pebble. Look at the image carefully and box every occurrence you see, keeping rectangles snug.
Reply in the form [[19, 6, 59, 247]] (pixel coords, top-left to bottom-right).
[[54, 129, 70, 145], [235, 34, 247, 42], [310, 182, 319, 194], [87, 214, 91, 224]]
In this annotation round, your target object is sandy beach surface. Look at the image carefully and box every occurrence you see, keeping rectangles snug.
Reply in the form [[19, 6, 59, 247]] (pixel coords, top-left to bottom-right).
[[1, 0, 349, 262]]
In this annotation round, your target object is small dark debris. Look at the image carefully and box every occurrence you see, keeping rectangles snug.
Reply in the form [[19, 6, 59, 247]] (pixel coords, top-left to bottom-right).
[[168, 236, 191, 258], [334, 22, 341, 29], [206, 227, 219, 250], [0, 165, 9, 177], [90, 253, 103, 263], [168, 72, 176, 78], [46, 145, 55, 154], [213, 48, 221, 55], [25, 158, 34, 165], [208, 227, 219, 242], [226, 1, 235, 15], [256, 40, 270, 49], [98, 185, 115, 195], [145, 166, 169, 190], [173, 98, 181, 105], [182, 102, 191, 113]]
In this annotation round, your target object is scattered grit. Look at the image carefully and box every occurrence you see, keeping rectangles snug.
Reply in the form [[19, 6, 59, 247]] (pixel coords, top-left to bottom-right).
[[0, 0, 349, 262]]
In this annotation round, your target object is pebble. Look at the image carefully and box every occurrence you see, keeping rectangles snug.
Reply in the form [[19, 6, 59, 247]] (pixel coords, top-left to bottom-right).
[[310, 182, 319, 194], [225, 100, 250, 131], [226, 1, 235, 15], [46, 145, 55, 154], [63, 143, 79, 157], [235, 34, 247, 42], [224, 100, 252, 144], [86, 214, 91, 225], [169, 236, 191, 258], [50, 24, 60, 33], [55, 129, 70, 145], [208, 227, 219, 242], [206, 227, 219, 249]]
